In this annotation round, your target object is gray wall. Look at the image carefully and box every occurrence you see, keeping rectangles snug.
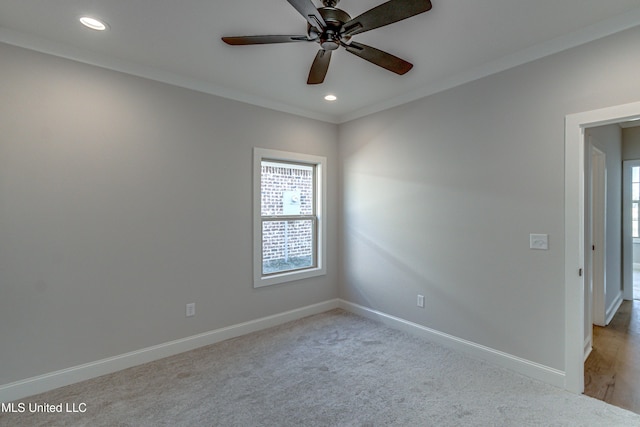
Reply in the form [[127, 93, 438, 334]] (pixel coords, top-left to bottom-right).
[[338, 25, 640, 371], [2, 24, 640, 389], [623, 126, 640, 160], [0, 42, 338, 385]]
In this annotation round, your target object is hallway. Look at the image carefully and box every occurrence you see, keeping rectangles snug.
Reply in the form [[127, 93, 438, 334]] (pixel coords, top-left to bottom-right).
[[584, 300, 640, 414]]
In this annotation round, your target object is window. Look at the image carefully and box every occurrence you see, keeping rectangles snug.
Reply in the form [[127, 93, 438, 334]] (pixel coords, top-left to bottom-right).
[[253, 148, 326, 287], [633, 166, 640, 238]]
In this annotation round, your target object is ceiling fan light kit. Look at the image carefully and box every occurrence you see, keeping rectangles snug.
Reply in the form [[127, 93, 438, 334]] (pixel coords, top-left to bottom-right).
[[222, 0, 432, 85]]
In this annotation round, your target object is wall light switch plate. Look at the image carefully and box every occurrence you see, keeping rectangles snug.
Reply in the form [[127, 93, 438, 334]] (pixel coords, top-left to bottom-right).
[[530, 234, 549, 250]]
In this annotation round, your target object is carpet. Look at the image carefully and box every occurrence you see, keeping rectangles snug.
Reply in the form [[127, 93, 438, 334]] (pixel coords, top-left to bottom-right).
[[2, 309, 639, 426]]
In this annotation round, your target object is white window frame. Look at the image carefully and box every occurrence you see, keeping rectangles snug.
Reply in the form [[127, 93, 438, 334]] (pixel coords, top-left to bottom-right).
[[631, 164, 640, 239], [253, 148, 327, 288]]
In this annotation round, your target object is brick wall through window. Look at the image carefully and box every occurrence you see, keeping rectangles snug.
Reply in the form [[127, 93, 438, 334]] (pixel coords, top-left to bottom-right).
[[261, 163, 314, 273]]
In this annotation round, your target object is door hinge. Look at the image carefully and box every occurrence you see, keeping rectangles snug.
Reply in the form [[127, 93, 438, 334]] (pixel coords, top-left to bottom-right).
[[578, 268, 583, 277]]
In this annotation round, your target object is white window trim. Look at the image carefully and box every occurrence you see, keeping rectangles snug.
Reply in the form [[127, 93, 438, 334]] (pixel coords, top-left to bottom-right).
[[253, 148, 327, 288]]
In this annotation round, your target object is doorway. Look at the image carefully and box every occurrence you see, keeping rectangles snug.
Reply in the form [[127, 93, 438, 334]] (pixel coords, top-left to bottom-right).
[[564, 100, 640, 394], [584, 158, 640, 413]]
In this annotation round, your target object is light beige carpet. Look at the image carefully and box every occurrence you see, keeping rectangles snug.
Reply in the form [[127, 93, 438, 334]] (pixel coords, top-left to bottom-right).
[[2, 309, 639, 426]]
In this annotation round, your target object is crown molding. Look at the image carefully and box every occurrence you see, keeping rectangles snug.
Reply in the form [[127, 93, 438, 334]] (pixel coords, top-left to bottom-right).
[[340, 8, 640, 123], [2, 7, 639, 126], [0, 27, 340, 124]]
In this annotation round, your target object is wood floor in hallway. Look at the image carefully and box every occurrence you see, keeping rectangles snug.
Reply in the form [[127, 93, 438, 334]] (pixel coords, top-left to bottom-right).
[[584, 300, 640, 414]]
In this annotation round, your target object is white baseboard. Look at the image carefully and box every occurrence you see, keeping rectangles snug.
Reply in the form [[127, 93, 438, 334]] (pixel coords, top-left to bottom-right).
[[0, 299, 340, 403], [605, 291, 624, 326], [1, 298, 567, 403], [584, 336, 593, 362], [338, 299, 566, 389]]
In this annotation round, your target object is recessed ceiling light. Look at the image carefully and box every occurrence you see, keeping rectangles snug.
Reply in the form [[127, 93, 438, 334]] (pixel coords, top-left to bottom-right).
[[80, 16, 108, 31], [324, 95, 337, 102]]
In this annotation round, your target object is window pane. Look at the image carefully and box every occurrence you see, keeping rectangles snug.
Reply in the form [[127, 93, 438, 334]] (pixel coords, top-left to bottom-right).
[[262, 220, 315, 274], [634, 203, 638, 221], [634, 183, 640, 201], [634, 220, 639, 239], [633, 166, 640, 183], [261, 161, 314, 216]]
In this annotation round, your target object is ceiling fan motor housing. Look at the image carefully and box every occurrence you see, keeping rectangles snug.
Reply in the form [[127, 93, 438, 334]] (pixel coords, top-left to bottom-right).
[[307, 7, 352, 50]]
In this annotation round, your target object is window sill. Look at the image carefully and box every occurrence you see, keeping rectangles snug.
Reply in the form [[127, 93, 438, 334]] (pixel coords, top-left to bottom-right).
[[254, 267, 326, 288]]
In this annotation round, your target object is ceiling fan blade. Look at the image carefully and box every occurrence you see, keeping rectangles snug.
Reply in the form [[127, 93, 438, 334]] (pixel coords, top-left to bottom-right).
[[341, 0, 432, 36], [287, 0, 327, 31], [222, 35, 311, 45], [307, 49, 332, 84], [344, 41, 413, 75]]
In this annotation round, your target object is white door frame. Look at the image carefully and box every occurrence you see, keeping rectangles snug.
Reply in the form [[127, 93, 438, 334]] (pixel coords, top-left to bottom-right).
[[622, 160, 640, 301], [565, 100, 640, 394]]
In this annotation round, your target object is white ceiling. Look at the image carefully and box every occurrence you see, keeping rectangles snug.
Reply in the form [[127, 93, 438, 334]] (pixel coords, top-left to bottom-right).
[[1, 0, 639, 123]]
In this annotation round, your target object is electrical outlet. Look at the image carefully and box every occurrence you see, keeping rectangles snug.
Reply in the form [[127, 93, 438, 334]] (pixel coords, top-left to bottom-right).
[[417, 294, 425, 308], [186, 303, 195, 317]]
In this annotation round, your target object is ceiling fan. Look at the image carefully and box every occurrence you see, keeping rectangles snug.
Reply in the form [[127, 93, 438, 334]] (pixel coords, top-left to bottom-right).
[[222, 0, 432, 84]]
